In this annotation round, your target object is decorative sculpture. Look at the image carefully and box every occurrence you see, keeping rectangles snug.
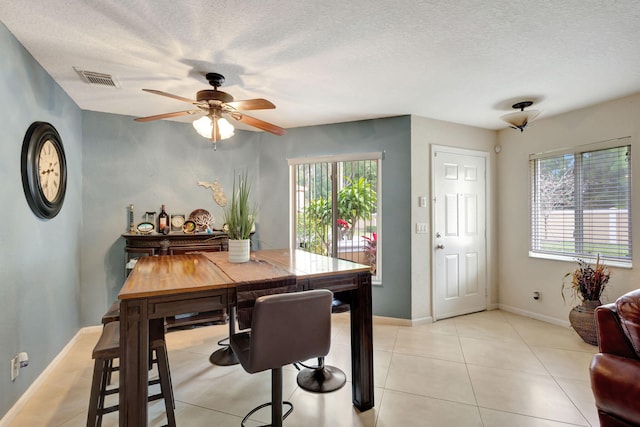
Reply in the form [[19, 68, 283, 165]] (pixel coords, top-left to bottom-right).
[[198, 179, 227, 207]]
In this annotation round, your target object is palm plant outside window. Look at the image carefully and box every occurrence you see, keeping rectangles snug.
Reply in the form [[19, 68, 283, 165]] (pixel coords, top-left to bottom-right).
[[289, 154, 381, 280]]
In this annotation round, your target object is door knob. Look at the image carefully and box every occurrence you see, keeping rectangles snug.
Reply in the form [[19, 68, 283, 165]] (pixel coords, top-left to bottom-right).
[[436, 244, 445, 249]]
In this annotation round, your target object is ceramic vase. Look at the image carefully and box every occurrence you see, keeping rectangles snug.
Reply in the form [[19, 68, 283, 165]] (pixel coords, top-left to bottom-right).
[[569, 299, 601, 346], [228, 239, 250, 263]]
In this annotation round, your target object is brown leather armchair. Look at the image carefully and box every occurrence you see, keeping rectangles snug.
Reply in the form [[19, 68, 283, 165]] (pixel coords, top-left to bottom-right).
[[590, 289, 640, 427]]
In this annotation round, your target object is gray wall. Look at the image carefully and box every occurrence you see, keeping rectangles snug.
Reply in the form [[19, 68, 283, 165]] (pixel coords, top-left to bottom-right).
[[79, 113, 413, 324], [257, 117, 412, 318], [0, 23, 83, 416], [80, 111, 261, 324]]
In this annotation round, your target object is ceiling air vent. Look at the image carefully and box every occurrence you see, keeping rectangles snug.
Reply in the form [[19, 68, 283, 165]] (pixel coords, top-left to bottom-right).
[[73, 67, 120, 88]]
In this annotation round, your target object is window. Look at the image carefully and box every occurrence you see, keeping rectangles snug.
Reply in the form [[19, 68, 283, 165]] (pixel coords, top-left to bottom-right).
[[289, 153, 381, 281], [530, 138, 631, 265]]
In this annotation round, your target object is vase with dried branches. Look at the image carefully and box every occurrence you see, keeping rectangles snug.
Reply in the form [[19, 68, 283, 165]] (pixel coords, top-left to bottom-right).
[[562, 255, 610, 345]]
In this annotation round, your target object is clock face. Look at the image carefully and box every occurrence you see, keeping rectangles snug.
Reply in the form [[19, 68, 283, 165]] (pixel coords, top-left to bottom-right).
[[38, 139, 62, 203], [171, 215, 185, 228], [21, 122, 67, 219]]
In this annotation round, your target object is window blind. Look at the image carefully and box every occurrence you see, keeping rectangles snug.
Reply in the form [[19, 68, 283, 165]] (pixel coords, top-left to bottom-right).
[[530, 143, 632, 264]]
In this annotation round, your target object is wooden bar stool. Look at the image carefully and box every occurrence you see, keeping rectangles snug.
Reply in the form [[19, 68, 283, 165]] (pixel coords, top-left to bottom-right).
[[100, 300, 165, 385], [86, 321, 176, 427], [100, 300, 120, 386], [101, 300, 120, 324]]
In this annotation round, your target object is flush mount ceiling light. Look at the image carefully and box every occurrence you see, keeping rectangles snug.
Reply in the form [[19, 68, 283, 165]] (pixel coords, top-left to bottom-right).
[[500, 101, 541, 132]]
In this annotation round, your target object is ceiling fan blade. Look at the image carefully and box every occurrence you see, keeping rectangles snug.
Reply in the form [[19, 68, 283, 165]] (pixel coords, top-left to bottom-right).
[[142, 89, 198, 104], [134, 110, 200, 122], [234, 113, 287, 136], [225, 98, 275, 111]]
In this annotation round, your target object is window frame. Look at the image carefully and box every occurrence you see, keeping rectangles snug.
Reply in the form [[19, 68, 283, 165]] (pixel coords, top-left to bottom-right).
[[529, 137, 632, 267], [288, 152, 383, 283]]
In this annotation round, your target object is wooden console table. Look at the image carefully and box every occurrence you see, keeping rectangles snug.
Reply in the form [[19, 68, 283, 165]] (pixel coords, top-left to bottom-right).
[[122, 231, 228, 257], [118, 250, 373, 426]]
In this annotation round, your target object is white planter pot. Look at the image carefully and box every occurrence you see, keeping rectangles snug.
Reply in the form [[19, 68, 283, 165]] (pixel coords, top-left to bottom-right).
[[228, 239, 250, 263]]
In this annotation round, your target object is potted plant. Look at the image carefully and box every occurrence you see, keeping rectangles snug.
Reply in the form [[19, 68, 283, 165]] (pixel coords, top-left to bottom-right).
[[562, 255, 610, 345], [223, 171, 256, 263], [337, 219, 350, 240], [361, 232, 377, 275]]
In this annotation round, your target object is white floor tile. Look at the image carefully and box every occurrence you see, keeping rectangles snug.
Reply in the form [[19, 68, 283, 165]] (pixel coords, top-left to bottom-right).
[[5, 309, 600, 427], [385, 353, 476, 405], [468, 364, 589, 425], [377, 390, 482, 427]]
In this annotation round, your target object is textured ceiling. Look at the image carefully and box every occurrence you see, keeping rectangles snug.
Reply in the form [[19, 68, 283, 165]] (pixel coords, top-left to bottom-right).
[[2, 1, 640, 132]]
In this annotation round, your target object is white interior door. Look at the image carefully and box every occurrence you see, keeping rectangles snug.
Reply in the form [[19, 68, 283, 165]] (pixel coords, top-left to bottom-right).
[[432, 146, 487, 320]]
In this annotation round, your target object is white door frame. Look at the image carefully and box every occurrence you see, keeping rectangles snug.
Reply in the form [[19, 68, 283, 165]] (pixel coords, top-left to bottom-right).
[[430, 145, 491, 321]]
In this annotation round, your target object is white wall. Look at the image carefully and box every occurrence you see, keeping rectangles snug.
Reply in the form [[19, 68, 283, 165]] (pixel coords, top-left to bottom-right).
[[410, 116, 497, 322], [497, 93, 640, 325]]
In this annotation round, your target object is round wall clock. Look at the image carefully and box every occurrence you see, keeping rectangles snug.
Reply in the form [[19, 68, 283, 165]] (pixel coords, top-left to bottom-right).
[[21, 122, 67, 219]]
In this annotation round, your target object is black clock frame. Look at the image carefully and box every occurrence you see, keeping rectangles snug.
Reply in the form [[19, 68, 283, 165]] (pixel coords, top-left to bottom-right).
[[21, 122, 67, 219]]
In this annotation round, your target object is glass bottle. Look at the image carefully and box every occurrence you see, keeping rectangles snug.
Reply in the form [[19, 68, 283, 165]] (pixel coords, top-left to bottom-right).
[[158, 204, 169, 234]]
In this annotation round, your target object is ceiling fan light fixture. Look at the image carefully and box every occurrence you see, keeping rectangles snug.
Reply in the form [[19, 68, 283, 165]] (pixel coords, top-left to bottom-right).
[[500, 101, 541, 132], [135, 72, 285, 143], [192, 115, 212, 138], [217, 117, 235, 139], [192, 115, 235, 140]]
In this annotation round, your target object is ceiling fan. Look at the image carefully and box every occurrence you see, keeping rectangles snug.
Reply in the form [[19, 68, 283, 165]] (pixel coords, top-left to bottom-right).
[[134, 72, 286, 144]]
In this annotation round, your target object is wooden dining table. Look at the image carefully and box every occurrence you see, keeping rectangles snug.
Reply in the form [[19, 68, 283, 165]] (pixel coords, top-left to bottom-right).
[[118, 248, 374, 426]]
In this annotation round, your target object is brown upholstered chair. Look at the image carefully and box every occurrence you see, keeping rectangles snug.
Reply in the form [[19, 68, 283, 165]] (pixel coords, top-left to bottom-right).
[[230, 289, 332, 427], [209, 279, 300, 366], [590, 289, 640, 427], [295, 292, 349, 393]]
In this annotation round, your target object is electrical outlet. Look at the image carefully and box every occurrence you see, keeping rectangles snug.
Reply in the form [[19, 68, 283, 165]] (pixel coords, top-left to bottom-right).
[[10, 356, 19, 381]]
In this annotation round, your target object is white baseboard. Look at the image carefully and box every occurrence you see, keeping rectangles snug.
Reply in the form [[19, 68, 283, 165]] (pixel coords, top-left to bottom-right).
[[410, 316, 433, 326], [498, 304, 570, 328], [373, 315, 435, 326], [0, 326, 99, 427], [334, 312, 430, 327]]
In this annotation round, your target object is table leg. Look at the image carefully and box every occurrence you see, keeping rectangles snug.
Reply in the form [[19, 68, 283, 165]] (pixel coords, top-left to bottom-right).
[[119, 299, 149, 426], [350, 272, 374, 410]]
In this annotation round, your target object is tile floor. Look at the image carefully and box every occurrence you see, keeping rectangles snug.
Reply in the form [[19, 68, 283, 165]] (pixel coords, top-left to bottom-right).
[[5, 309, 599, 426]]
